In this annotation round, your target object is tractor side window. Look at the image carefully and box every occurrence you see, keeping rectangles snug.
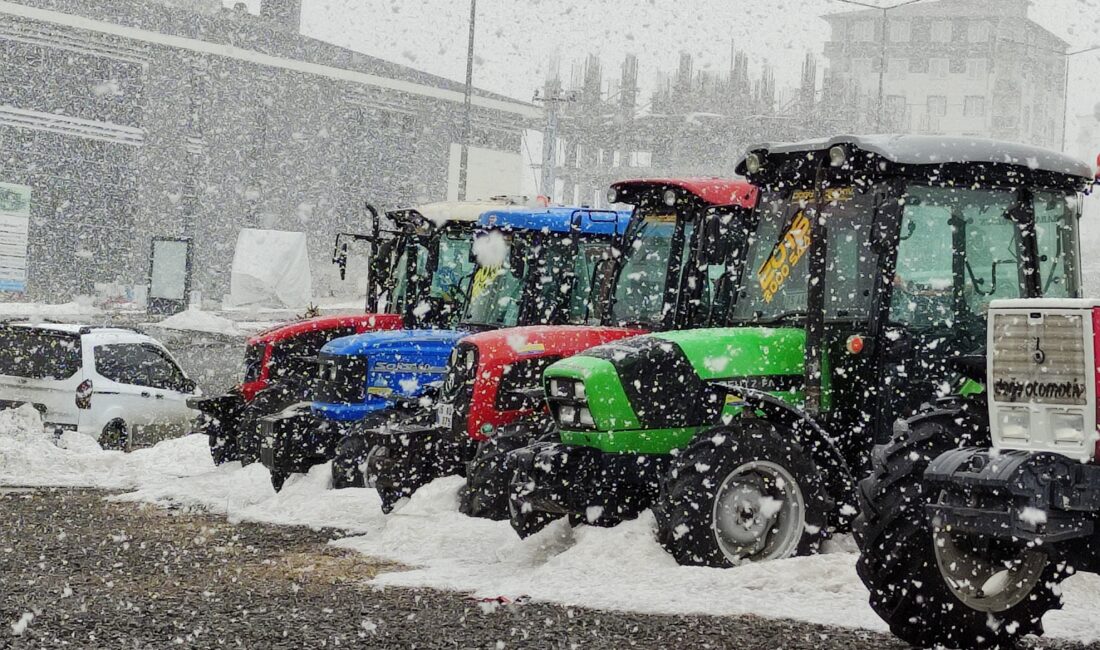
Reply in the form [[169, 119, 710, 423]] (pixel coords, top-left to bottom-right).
[[891, 186, 1033, 330], [1034, 191, 1080, 298], [566, 240, 614, 325], [610, 218, 679, 326]]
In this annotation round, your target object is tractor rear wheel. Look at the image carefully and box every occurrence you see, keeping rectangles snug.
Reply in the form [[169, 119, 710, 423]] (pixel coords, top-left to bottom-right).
[[655, 419, 829, 567], [854, 402, 1064, 649]]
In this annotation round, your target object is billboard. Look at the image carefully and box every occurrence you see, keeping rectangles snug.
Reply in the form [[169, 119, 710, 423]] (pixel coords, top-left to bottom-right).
[[0, 182, 30, 294]]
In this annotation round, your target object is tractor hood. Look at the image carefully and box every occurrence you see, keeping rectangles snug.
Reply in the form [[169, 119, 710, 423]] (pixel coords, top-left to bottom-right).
[[312, 329, 466, 420], [462, 325, 645, 368], [543, 327, 807, 453]]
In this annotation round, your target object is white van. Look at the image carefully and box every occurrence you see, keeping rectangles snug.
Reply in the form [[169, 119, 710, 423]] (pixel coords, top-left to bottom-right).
[[0, 323, 199, 449]]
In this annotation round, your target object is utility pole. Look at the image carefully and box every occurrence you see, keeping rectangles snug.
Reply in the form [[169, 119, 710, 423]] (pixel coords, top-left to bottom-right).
[[533, 80, 576, 202], [833, 0, 929, 132], [457, 0, 477, 201]]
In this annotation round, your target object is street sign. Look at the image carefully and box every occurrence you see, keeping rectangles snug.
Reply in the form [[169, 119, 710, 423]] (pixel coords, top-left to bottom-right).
[[0, 182, 31, 294]]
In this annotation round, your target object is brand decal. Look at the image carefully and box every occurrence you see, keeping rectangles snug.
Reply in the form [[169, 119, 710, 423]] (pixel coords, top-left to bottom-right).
[[471, 265, 501, 298], [758, 211, 812, 303], [994, 378, 1087, 403], [643, 213, 677, 224], [374, 362, 448, 374], [367, 386, 393, 396], [518, 342, 545, 355]]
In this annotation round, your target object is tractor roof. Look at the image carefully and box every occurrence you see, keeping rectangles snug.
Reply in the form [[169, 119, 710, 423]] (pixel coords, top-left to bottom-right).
[[611, 178, 757, 208], [478, 207, 632, 236], [738, 134, 1094, 181]]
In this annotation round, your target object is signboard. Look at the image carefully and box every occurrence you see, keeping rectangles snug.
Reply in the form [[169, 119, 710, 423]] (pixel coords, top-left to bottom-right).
[[0, 182, 31, 294], [148, 237, 193, 316]]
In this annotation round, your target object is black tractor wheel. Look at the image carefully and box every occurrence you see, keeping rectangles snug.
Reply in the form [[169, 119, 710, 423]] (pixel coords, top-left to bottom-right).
[[507, 462, 564, 538], [460, 435, 530, 520], [331, 434, 380, 490], [101, 419, 129, 452], [208, 432, 238, 466], [270, 469, 289, 492], [655, 419, 830, 568], [854, 403, 1065, 649]]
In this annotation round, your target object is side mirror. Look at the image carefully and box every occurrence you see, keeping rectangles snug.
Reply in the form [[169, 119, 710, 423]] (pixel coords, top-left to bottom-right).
[[181, 378, 198, 394]]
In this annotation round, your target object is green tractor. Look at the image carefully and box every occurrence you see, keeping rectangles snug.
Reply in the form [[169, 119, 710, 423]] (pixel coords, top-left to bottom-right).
[[510, 135, 1088, 570]]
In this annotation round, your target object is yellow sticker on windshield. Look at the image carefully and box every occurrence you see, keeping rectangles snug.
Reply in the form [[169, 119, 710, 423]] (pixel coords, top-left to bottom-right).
[[643, 214, 677, 224], [471, 266, 501, 299], [758, 211, 812, 303]]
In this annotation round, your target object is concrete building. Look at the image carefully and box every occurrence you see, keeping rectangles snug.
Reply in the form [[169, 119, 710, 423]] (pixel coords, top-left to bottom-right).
[[0, 0, 535, 303], [822, 0, 1068, 150]]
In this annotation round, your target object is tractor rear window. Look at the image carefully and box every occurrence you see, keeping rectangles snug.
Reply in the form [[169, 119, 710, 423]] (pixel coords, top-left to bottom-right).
[[0, 328, 82, 380]]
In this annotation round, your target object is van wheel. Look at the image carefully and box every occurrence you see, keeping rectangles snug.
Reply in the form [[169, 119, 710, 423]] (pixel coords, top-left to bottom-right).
[[101, 420, 129, 451]]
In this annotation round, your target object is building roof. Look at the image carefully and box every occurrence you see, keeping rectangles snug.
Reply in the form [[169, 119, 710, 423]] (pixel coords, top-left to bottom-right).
[[0, 0, 538, 118], [739, 134, 1095, 179]]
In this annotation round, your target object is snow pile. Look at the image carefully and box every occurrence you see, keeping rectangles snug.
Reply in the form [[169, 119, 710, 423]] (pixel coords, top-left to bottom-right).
[[6, 425, 1100, 643], [0, 407, 213, 489], [154, 308, 243, 337]]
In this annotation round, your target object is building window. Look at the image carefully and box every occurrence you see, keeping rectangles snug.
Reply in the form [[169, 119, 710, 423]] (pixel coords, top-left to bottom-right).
[[888, 57, 908, 79], [964, 95, 987, 118], [853, 20, 875, 42], [927, 95, 947, 117], [967, 58, 988, 81], [888, 20, 911, 42], [886, 95, 906, 122], [930, 21, 953, 42], [929, 57, 950, 78], [968, 21, 991, 43], [909, 57, 929, 74]]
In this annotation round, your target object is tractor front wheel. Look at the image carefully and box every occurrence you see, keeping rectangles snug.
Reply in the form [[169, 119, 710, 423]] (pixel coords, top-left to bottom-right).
[[854, 407, 1064, 649], [508, 463, 564, 538], [331, 434, 381, 489], [461, 435, 532, 520], [655, 419, 829, 567]]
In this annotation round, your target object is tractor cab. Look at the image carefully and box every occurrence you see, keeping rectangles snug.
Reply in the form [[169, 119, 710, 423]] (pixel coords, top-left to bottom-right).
[[736, 135, 1086, 462], [260, 206, 631, 490]]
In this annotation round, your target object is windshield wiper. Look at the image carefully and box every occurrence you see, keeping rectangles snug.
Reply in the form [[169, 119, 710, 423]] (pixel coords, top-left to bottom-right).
[[750, 310, 808, 325]]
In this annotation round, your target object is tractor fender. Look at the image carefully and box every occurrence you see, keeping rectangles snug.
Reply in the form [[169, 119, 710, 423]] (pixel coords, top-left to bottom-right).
[[719, 387, 858, 530]]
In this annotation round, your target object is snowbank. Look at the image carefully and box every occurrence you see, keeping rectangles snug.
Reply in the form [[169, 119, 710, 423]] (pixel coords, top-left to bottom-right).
[[0, 405, 213, 489], [154, 308, 243, 337], [4, 417, 1100, 643]]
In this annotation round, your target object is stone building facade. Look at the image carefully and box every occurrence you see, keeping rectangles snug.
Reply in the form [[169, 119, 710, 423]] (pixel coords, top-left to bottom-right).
[[0, 0, 534, 302]]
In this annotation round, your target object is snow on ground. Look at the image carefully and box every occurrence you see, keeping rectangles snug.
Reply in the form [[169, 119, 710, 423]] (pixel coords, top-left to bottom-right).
[[3, 408, 1100, 643], [0, 300, 101, 318], [153, 308, 246, 337]]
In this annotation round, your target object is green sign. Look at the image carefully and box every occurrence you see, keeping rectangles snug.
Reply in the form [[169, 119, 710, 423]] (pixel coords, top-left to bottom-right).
[[0, 182, 31, 293]]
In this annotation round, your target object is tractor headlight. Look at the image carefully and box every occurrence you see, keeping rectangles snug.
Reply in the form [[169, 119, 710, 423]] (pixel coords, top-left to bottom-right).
[[745, 152, 763, 174], [573, 382, 587, 401], [559, 404, 577, 425], [578, 407, 595, 427], [829, 145, 848, 168], [997, 408, 1030, 443], [549, 379, 569, 398], [1051, 411, 1086, 446]]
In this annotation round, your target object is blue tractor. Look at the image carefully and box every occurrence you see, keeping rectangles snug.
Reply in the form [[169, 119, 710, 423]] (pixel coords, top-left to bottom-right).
[[258, 206, 631, 490]]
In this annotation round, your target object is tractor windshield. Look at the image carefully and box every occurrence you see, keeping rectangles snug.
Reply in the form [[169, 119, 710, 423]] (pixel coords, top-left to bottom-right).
[[889, 185, 1080, 329], [460, 234, 529, 329], [386, 228, 476, 319], [731, 187, 878, 323], [610, 214, 692, 327]]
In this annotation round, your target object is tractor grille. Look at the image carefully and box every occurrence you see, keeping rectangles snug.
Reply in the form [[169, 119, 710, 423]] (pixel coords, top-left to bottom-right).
[[991, 312, 1087, 406], [313, 353, 368, 404]]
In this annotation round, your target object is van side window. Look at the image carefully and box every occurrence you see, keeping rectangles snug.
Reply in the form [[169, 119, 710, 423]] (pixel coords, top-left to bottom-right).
[[0, 329, 82, 380], [95, 344, 188, 391]]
